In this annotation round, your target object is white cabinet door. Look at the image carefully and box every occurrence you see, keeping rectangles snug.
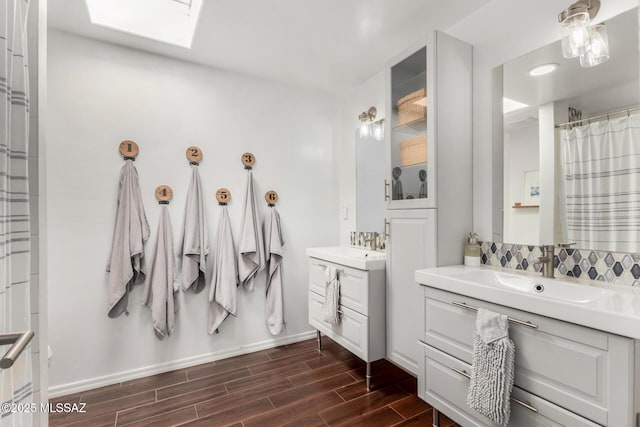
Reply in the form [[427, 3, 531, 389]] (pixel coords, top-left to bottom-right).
[[385, 209, 437, 374]]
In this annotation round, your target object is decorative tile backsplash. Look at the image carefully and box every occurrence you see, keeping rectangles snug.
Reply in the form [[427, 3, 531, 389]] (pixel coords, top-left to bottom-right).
[[481, 242, 640, 286], [350, 231, 386, 251]]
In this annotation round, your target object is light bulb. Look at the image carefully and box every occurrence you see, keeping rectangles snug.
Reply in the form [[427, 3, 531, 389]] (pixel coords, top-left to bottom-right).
[[580, 24, 609, 67], [373, 122, 384, 141], [359, 122, 370, 138], [560, 11, 591, 58]]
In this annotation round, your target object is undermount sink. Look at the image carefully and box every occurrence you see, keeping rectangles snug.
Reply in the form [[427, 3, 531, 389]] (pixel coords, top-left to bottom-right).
[[415, 265, 640, 338], [452, 269, 614, 304], [306, 246, 386, 270]]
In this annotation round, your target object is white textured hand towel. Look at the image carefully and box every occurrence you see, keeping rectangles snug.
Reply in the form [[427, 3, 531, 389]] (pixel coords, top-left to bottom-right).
[[142, 205, 179, 339], [237, 170, 265, 291], [179, 165, 208, 293], [264, 207, 285, 335], [106, 160, 150, 318], [208, 206, 238, 334], [322, 267, 340, 325], [467, 308, 516, 426]]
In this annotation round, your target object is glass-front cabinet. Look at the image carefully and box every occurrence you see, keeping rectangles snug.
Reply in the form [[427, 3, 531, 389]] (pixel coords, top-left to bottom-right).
[[387, 45, 432, 209]]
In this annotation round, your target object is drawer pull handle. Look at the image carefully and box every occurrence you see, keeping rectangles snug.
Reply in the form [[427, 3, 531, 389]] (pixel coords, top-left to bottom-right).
[[451, 301, 538, 329], [449, 367, 539, 414], [316, 264, 344, 273]]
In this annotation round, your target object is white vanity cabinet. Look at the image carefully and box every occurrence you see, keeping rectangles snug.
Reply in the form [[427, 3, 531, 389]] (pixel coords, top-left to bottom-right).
[[307, 256, 386, 389], [417, 285, 640, 427]]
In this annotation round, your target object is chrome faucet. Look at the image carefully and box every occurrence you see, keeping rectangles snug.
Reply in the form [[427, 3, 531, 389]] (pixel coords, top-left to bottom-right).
[[363, 234, 378, 251], [535, 245, 555, 278]]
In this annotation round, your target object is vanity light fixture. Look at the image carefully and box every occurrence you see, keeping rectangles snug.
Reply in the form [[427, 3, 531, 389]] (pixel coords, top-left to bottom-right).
[[85, 0, 203, 48], [558, 0, 609, 67], [358, 107, 384, 141], [528, 63, 559, 77]]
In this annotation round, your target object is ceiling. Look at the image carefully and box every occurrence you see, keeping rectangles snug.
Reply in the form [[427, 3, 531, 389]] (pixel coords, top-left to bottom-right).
[[47, 0, 492, 93], [503, 8, 639, 118]]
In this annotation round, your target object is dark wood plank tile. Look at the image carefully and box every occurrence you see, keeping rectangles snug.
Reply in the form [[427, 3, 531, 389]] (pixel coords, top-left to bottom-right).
[[248, 349, 325, 375], [186, 351, 271, 380], [389, 395, 432, 419], [181, 398, 274, 426], [289, 358, 363, 387], [51, 391, 155, 425], [336, 406, 404, 427], [224, 362, 309, 394], [390, 410, 432, 427], [279, 414, 327, 427], [82, 370, 188, 405], [318, 385, 409, 426], [49, 392, 83, 406], [119, 406, 197, 427], [266, 339, 318, 360], [243, 392, 344, 427], [156, 367, 250, 400], [348, 360, 413, 390], [397, 377, 417, 394], [50, 412, 117, 427], [195, 376, 292, 418], [335, 380, 370, 401], [269, 373, 356, 408], [304, 349, 355, 370], [116, 384, 226, 425]]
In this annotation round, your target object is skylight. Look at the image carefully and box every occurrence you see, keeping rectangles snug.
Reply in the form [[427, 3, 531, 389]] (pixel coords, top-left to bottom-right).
[[85, 0, 202, 48], [503, 97, 529, 114]]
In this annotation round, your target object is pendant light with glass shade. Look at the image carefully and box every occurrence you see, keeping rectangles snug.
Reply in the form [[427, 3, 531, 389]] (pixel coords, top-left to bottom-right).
[[558, 0, 609, 67]]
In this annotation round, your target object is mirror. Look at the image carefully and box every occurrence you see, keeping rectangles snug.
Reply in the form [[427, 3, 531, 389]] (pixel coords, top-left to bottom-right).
[[499, 7, 639, 252], [355, 129, 385, 232]]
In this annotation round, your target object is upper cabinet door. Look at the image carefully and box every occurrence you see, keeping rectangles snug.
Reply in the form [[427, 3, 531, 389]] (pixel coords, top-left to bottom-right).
[[386, 41, 435, 209]]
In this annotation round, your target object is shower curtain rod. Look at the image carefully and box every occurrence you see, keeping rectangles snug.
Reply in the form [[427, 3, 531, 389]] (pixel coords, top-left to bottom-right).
[[555, 106, 640, 128]]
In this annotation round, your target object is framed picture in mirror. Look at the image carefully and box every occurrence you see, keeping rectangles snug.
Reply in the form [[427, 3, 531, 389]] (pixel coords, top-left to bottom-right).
[[522, 170, 540, 206]]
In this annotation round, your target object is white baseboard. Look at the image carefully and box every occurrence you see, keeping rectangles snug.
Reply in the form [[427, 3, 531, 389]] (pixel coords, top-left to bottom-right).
[[48, 330, 317, 399]]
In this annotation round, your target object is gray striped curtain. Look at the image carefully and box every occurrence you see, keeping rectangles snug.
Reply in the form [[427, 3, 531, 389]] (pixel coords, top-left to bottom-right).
[[0, 0, 32, 425], [559, 115, 640, 253]]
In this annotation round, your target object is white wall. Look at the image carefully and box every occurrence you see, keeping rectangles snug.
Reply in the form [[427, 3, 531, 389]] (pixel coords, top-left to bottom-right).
[[447, 0, 638, 242], [46, 30, 340, 394], [338, 71, 386, 245], [503, 122, 539, 244]]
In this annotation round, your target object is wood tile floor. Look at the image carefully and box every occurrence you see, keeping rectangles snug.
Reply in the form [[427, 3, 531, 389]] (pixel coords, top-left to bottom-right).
[[49, 337, 459, 427]]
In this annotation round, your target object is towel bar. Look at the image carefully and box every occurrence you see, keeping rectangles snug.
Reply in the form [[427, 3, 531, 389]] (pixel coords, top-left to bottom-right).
[[317, 264, 344, 274], [451, 301, 538, 329], [449, 367, 538, 413], [0, 331, 34, 369]]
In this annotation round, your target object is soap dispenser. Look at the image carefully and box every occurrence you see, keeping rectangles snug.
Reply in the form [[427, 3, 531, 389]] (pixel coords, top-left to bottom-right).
[[464, 232, 481, 266]]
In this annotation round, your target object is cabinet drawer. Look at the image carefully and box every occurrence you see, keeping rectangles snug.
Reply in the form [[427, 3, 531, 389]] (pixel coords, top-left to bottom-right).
[[420, 342, 601, 427], [423, 286, 634, 426], [309, 258, 369, 314], [308, 291, 368, 360]]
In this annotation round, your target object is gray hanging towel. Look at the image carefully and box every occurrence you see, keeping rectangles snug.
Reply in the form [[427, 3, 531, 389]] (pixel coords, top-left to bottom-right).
[[237, 170, 265, 291], [106, 160, 150, 318], [264, 207, 285, 335], [209, 206, 238, 333], [142, 205, 179, 339], [178, 165, 209, 293], [467, 308, 516, 426]]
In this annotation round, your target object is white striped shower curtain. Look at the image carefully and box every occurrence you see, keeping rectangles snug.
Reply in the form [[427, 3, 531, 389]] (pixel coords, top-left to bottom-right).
[[559, 115, 640, 253], [0, 0, 32, 425]]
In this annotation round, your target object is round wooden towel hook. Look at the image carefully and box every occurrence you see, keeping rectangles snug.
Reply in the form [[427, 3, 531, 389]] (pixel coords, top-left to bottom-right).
[[241, 152, 256, 169], [216, 188, 231, 205], [186, 146, 203, 164], [119, 140, 139, 160], [155, 185, 173, 204], [265, 191, 279, 206]]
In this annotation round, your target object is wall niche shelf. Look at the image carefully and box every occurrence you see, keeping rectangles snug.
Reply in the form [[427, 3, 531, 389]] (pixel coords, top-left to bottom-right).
[[512, 202, 539, 209]]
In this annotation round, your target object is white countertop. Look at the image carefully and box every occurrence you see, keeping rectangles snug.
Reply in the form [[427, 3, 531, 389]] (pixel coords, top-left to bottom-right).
[[415, 264, 640, 339], [306, 246, 386, 270]]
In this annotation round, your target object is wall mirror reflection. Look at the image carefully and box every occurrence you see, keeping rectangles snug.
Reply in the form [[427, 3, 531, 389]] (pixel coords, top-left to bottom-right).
[[500, 7, 639, 252], [355, 129, 385, 232]]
